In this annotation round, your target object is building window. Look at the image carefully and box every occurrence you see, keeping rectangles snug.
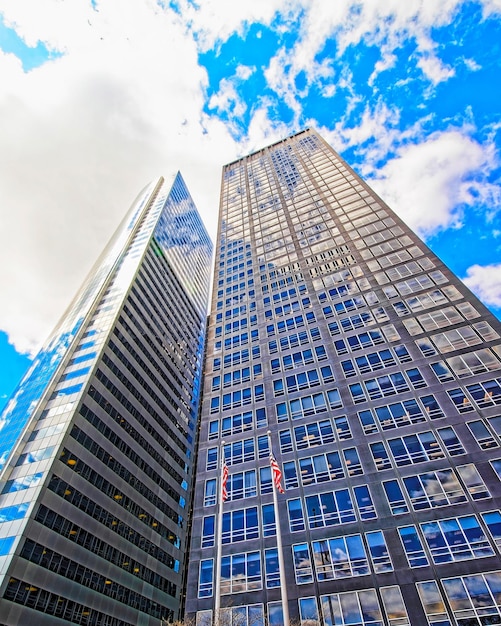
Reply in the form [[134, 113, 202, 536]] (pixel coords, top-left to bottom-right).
[[416, 581, 450, 626], [442, 571, 501, 625], [222, 507, 259, 543], [264, 548, 280, 588], [320, 589, 384, 626], [221, 551, 261, 594], [399, 525, 429, 568], [198, 559, 213, 598], [366, 530, 392, 573], [227, 470, 257, 501], [421, 514, 494, 564], [292, 543, 313, 584]]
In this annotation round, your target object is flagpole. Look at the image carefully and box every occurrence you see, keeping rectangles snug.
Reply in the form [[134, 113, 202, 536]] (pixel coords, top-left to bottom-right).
[[213, 440, 225, 626], [267, 430, 290, 626]]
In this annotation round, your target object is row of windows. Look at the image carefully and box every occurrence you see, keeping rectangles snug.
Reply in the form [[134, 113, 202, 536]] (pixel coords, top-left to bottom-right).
[[215, 302, 255, 322], [60, 447, 183, 527], [383, 464, 490, 515], [374, 257, 436, 285], [264, 297, 312, 320], [3, 578, 136, 626], [204, 466, 282, 505], [208, 408, 267, 440], [209, 385, 264, 413], [276, 388, 342, 421], [392, 285, 461, 317], [430, 347, 501, 381], [321, 294, 372, 315], [217, 279, 255, 298], [447, 378, 501, 413], [399, 511, 501, 568], [328, 309, 382, 334], [266, 312, 316, 336], [382, 269, 448, 299], [405, 317, 497, 348], [69, 424, 185, 508], [317, 278, 372, 304], [198, 529, 392, 598], [287, 485, 376, 531], [215, 316, 257, 337], [333, 325, 401, 354], [211, 363, 262, 390], [21, 539, 171, 615], [270, 345, 327, 372], [261, 284, 307, 303], [370, 427, 465, 470], [268, 327, 321, 353], [46, 475, 179, 548], [202, 504, 275, 547], [357, 233, 412, 258], [213, 346, 260, 370], [340, 345, 412, 377], [282, 447, 363, 487], [366, 244, 423, 270], [348, 368, 427, 404], [87, 384, 187, 473], [273, 365, 334, 395], [291, 531, 392, 584], [206, 436, 269, 469], [214, 329, 259, 351], [196, 569, 501, 626], [279, 416, 351, 453]]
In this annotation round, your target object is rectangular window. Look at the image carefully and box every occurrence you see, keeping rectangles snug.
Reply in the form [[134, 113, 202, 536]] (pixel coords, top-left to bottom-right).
[[312, 535, 369, 580], [399, 525, 429, 568], [420, 514, 494, 564], [222, 507, 259, 543], [221, 551, 261, 594]]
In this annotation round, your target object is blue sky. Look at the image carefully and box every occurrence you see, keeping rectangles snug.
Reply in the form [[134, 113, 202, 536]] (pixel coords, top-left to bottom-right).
[[0, 0, 500, 411]]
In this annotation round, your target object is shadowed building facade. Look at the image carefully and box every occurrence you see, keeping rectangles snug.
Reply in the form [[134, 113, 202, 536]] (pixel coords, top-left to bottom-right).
[[186, 129, 501, 626], [0, 173, 212, 625]]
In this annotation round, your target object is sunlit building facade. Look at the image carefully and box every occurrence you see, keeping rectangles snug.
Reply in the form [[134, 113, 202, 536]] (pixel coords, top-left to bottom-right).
[[186, 129, 501, 626], [0, 173, 212, 625]]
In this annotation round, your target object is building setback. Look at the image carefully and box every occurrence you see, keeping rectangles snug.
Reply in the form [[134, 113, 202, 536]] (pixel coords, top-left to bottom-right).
[[186, 128, 501, 626], [0, 173, 212, 625]]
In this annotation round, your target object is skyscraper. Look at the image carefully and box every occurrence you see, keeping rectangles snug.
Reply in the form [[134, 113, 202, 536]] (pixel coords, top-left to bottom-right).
[[0, 173, 212, 625], [186, 128, 501, 626]]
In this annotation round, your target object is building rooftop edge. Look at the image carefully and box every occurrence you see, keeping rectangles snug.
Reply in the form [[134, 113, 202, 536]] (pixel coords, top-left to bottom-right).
[[223, 127, 314, 168]]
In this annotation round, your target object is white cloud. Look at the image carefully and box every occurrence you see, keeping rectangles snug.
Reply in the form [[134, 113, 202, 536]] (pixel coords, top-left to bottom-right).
[[175, 0, 296, 52], [235, 65, 255, 80], [209, 77, 247, 119], [417, 54, 455, 85], [463, 263, 501, 308], [261, 0, 468, 111], [367, 130, 497, 237], [464, 57, 481, 71], [0, 0, 238, 355]]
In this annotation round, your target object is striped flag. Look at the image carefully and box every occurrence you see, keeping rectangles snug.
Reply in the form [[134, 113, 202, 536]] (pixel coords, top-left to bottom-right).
[[221, 461, 229, 502], [270, 454, 285, 494]]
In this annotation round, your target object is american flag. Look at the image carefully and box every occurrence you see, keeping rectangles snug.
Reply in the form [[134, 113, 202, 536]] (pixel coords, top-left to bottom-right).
[[270, 454, 285, 494], [221, 461, 229, 502]]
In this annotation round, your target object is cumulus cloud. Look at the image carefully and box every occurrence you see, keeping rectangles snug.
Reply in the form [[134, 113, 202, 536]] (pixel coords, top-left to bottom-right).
[[261, 0, 466, 110], [0, 0, 238, 355], [463, 264, 501, 308], [368, 130, 498, 237]]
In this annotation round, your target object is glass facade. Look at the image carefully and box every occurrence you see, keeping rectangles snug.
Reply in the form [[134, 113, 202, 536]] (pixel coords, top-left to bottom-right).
[[0, 172, 212, 625], [186, 129, 501, 625]]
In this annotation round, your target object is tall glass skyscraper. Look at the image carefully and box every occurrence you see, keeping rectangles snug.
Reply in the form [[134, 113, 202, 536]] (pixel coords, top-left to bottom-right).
[[186, 129, 501, 626], [0, 173, 212, 625]]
